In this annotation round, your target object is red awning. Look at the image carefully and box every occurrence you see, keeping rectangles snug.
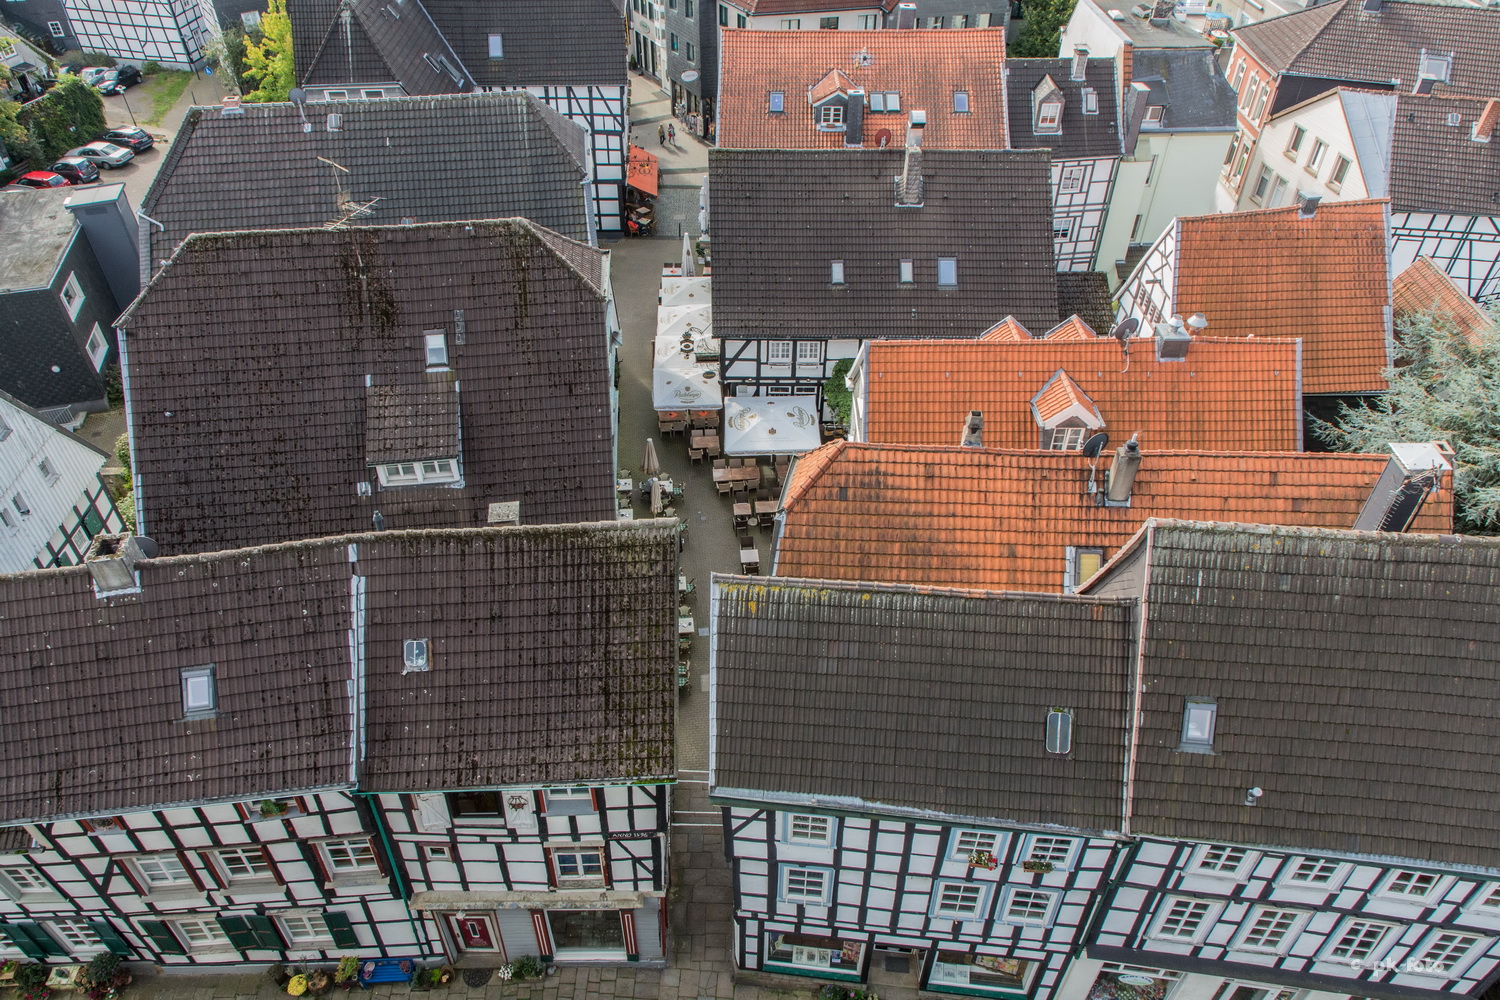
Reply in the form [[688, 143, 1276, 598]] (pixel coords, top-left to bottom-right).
[[627, 145, 659, 197]]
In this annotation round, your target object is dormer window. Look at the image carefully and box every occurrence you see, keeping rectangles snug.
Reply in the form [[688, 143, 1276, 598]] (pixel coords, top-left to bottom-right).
[[818, 103, 845, 130], [1032, 74, 1064, 134], [1029, 370, 1102, 449], [1036, 101, 1062, 132], [377, 459, 460, 487], [1144, 105, 1164, 126], [869, 91, 900, 113], [769, 91, 785, 113]]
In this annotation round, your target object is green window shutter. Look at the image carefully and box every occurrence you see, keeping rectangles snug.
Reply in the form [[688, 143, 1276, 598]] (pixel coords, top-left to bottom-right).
[[323, 911, 359, 949], [18, 923, 67, 957], [138, 920, 186, 956], [87, 921, 131, 957], [215, 915, 259, 951], [83, 508, 104, 535], [0, 923, 47, 960], [245, 914, 283, 950]]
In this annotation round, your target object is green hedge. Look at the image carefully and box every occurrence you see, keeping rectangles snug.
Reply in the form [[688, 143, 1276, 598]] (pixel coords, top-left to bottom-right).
[[9, 76, 106, 165]]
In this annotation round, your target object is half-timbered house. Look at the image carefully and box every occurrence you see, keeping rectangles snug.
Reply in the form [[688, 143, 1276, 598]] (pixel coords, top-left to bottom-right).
[[0, 520, 677, 969]]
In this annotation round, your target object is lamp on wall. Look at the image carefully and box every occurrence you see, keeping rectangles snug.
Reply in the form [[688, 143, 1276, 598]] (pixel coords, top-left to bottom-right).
[[507, 794, 529, 811]]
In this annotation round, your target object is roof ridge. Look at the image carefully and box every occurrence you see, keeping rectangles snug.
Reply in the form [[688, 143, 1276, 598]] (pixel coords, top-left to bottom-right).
[[713, 571, 1135, 605], [0, 389, 111, 460]]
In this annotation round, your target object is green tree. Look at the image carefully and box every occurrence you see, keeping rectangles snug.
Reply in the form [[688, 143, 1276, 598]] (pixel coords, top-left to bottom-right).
[[1009, 0, 1077, 58], [242, 0, 295, 102], [1316, 306, 1500, 534], [3, 76, 104, 166]]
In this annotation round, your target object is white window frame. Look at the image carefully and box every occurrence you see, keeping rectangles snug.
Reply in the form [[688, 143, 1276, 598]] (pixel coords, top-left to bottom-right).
[[132, 854, 193, 889], [423, 844, 452, 861], [932, 880, 989, 919], [172, 917, 233, 951], [949, 829, 1002, 861], [487, 33, 503, 57], [1251, 164, 1275, 204], [869, 91, 900, 113], [212, 846, 273, 882], [953, 91, 970, 113], [769, 91, 785, 112], [1144, 105, 1164, 125], [38, 459, 60, 486], [1001, 887, 1059, 926], [319, 837, 380, 874], [0, 865, 51, 897], [780, 17, 800, 27], [278, 913, 333, 945], [1319, 918, 1395, 964], [1408, 930, 1483, 978], [1285, 125, 1305, 158], [1190, 844, 1255, 880], [781, 813, 835, 846], [361, 89, 384, 99], [936, 258, 958, 287], [1036, 102, 1061, 131], [830, 259, 845, 285], [550, 847, 606, 884], [1059, 166, 1086, 194], [86, 324, 108, 370], [47, 919, 102, 952], [899, 259, 914, 283], [326, 89, 348, 100], [48, 20, 65, 36], [1377, 869, 1445, 904], [1149, 897, 1219, 943], [779, 864, 832, 906], [542, 787, 596, 816], [1232, 905, 1307, 954], [423, 330, 448, 368], [182, 665, 215, 717], [859, 13, 878, 27], [818, 104, 845, 128], [376, 459, 459, 487], [60, 273, 85, 321], [1305, 139, 1327, 173], [1278, 857, 1348, 890], [1048, 426, 1086, 451], [795, 342, 821, 366], [1329, 155, 1350, 190], [1021, 835, 1078, 870], [767, 341, 793, 365]]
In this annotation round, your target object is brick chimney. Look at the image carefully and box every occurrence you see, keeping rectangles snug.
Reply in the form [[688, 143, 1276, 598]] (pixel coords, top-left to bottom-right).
[[1473, 98, 1500, 143], [221, 95, 244, 116], [960, 411, 984, 447], [84, 533, 146, 597], [895, 111, 925, 207]]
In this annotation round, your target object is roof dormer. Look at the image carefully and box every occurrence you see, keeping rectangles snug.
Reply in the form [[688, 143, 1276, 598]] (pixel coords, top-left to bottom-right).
[[1032, 75, 1064, 135], [1030, 370, 1104, 451], [809, 69, 858, 132]]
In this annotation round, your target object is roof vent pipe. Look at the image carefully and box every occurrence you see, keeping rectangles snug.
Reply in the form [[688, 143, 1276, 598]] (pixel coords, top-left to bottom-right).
[[961, 410, 984, 448], [1105, 434, 1141, 504], [1297, 192, 1321, 218], [1186, 313, 1208, 331]]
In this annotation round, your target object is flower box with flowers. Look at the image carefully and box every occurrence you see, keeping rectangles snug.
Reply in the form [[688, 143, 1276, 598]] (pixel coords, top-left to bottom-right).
[[967, 849, 998, 870]]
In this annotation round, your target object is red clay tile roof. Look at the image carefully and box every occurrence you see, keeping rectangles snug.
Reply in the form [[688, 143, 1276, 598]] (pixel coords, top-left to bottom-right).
[[862, 336, 1302, 450], [1171, 199, 1391, 395], [740, 0, 897, 13], [776, 442, 1453, 592], [1031, 371, 1102, 426], [716, 29, 1009, 149], [1043, 315, 1100, 341], [978, 316, 1034, 341], [1393, 256, 1496, 346]]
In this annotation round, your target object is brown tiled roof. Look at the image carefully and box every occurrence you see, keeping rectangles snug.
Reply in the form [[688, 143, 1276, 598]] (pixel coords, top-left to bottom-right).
[[710, 574, 1134, 829], [1005, 58, 1121, 159], [1171, 199, 1391, 395], [1231, 0, 1500, 97], [862, 336, 1303, 450], [1393, 256, 1496, 345], [774, 443, 1453, 593], [1388, 92, 1500, 216], [119, 220, 616, 554], [0, 522, 677, 822], [716, 29, 1009, 150]]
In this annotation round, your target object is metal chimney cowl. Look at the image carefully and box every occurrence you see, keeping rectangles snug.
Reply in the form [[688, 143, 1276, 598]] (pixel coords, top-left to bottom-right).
[[1105, 436, 1142, 504]]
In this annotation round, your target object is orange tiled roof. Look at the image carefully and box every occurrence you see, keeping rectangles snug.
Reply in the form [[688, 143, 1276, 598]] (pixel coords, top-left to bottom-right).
[[716, 29, 1009, 150], [862, 336, 1302, 451], [1031, 371, 1101, 425], [1393, 257, 1496, 346], [978, 316, 1034, 341], [1043, 315, 1099, 341], [777, 441, 1453, 593], [1171, 199, 1391, 395]]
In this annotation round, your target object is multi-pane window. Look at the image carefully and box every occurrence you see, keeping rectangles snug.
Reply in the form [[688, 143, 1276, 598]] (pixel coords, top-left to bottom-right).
[[1193, 845, 1250, 876], [1152, 897, 1215, 941], [781, 866, 830, 904], [174, 917, 230, 949], [780, 16, 800, 26], [1325, 919, 1393, 962], [321, 838, 378, 872], [934, 882, 986, 918], [1059, 166, 1086, 194], [869, 92, 901, 113], [1472, 883, 1500, 911], [1252, 165, 1275, 203], [819, 15, 837, 27], [134, 854, 192, 887], [767, 341, 794, 364], [1330, 155, 1351, 189], [1283, 858, 1343, 886], [0, 866, 48, 893], [1382, 869, 1441, 900], [796, 342, 821, 365], [543, 787, 596, 815], [1036, 102, 1061, 131], [951, 830, 1000, 859], [1003, 888, 1056, 925], [279, 914, 331, 943], [214, 847, 272, 881], [1236, 906, 1303, 952], [819, 104, 845, 127], [1306, 139, 1327, 172], [783, 814, 833, 845], [1414, 931, 1480, 975], [377, 459, 459, 486], [49, 919, 100, 950], [1024, 836, 1077, 869], [1285, 125, 1305, 158], [1048, 426, 1085, 451], [552, 848, 605, 882]]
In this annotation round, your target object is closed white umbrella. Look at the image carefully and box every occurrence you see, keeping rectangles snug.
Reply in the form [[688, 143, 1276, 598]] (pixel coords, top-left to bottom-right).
[[643, 437, 661, 478], [682, 232, 696, 276]]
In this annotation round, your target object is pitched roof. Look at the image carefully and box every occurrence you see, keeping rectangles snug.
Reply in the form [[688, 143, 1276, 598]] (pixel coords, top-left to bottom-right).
[[734, 0, 898, 14], [1393, 256, 1496, 345], [710, 148, 1059, 337], [292, 0, 625, 89], [1388, 92, 1500, 216], [0, 522, 676, 822], [710, 574, 1134, 830], [1030, 370, 1101, 425], [979, 316, 1033, 341], [716, 29, 1010, 150], [1231, 0, 1500, 97], [1042, 314, 1098, 341], [1169, 199, 1391, 394], [1005, 58, 1121, 157], [1126, 49, 1239, 131], [774, 442, 1452, 592], [1056, 270, 1116, 334], [118, 220, 615, 554], [861, 336, 1303, 451], [140, 93, 591, 270], [1085, 520, 1500, 868]]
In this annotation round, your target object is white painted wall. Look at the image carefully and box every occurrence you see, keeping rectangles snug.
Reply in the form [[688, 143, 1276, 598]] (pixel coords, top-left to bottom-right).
[[1099, 130, 1227, 287], [1238, 94, 1367, 211], [744, 9, 887, 28], [0, 397, 111, 573]]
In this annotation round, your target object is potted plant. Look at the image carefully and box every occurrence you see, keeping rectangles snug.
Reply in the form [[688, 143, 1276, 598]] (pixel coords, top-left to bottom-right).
[[15, 964, 51, 1000], [267, 964, 291, 987], [333, 957, 359, 991], [510, 956, 545, 982], [968, 848, 998, 870], [259, 799, 290, 818], [285, 974, 310, 997]]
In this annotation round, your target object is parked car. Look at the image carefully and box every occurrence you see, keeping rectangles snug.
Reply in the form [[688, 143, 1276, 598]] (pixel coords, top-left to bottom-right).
[[99, 126, 154, 152], [94, 66, 142, 95], [79, 66, 112, 86], [9, 171, 70, 189], [63, 142, 134, 169], [47, 157, 101, 184]]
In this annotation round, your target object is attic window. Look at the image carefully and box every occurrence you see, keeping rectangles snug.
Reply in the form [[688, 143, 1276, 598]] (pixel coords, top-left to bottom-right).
[[404, 639, 430, 672], [182, 666, 216, 718], [869, 91, 900, 113], [1144, 105, 1164, 125], [1036, 101, 1062, 133], [424, 330, 448, 367], [326, 113, 343, 131], [769, 91, 785, 113], [1045, 709, 1072, 755], [488, 33, 503, 58], [1179, 698, 1217, 753], [818, 104, 845, 129], [1447, 112, 1463, 126], [1082, 88, 1098, 114], [899, 259, 914, 283], [1418, 52, 1452, 83], [423, 52, 464, 86], [830, 260, 845, 285], [953, 91, 970, 113], [936, 257, 957, 287]]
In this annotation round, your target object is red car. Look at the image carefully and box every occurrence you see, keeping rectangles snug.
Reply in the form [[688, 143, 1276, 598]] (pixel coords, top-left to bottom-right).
[[10, 171, 70, 189]]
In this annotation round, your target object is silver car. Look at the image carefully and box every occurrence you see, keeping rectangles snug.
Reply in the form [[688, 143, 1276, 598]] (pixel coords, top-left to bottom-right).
[[64, 142, 134, 169]]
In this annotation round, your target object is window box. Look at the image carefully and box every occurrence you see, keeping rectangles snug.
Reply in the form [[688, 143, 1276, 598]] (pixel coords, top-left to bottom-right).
[[1020, 860, 1053, 874], [968, 850, 998, 871]]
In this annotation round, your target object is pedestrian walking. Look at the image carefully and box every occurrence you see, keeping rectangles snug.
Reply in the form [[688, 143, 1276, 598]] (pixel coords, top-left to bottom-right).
[[668, 123, 676, 145], [657, 124, 666, 146]]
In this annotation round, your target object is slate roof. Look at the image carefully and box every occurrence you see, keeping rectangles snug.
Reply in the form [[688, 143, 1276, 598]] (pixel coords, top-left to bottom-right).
[[1169, 199, 1391, 395], [716, 29, 1010, 150], [139, 93, 591, 270], [774, 443, 1452, 592], [710, 574, 1133, 830], [1127, 49, 1238, 131], [1084, 520, 1500, 868], [861, 335, 1303, 451], [1388, 92, 1500, 217], [118, 220, 615, 554], [1393, 256, 1496, 345], [292, 0, 626, 90], [1231, 0, 1500, 97], [1006, 58, 1120, 157], [710, 148, 1059, 338], [0, 522, 676, 822]]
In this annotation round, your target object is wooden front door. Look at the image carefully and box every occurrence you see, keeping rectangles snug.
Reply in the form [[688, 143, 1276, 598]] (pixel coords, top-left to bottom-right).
[[450, 914, 501, 954]]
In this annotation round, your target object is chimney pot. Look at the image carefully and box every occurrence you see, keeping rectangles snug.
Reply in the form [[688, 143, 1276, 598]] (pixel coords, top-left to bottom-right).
[[1105, 435, 1141, 504], [221, 95, 244, 115], [1186, 313, 1208, 330], [961, 410, 984, 448], [1296, 192, 1321, 218], [84, 533, 145, 596]]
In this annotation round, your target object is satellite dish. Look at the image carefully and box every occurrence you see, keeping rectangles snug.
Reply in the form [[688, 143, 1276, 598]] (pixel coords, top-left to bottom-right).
[[1109, 317, 1139, 343], [1081, 432, 1109, 459], [874, 128, 893, 147], [289, 87, 307, 105], [134, 536, 160, 558]]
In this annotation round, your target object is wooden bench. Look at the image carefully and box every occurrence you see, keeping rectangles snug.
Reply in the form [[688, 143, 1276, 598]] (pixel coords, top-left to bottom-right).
[[359, 959, 417, 988]]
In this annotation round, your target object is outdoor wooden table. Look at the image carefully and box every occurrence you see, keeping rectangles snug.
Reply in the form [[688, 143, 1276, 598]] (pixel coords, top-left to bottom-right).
[[754, 499, 777, 518], [616, 477, 633, 493], [678, 615, 695, 635], [713, 466, 761, 488], [691, 432, 720, 451], [733, 501, 752, 518]]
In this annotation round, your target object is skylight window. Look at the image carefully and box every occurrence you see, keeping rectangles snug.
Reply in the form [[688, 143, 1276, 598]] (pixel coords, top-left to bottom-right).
[[1179, 698, 1216, 752], [488, 33, 503, 58], [830, 260, 845, 285], [936, 257, 958, 287], [769, 91, 784, 113], [1045, 709, 1072, 754], [953, 91, 970, 114], [182, 666, 216, 717], [404, 639, 430, 672], [1082, 88, 1098, 114], [424, 330, 448, 368]]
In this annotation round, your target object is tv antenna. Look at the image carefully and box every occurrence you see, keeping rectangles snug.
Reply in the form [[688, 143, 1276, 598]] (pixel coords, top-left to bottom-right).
[[317, 156, 382, 229]]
